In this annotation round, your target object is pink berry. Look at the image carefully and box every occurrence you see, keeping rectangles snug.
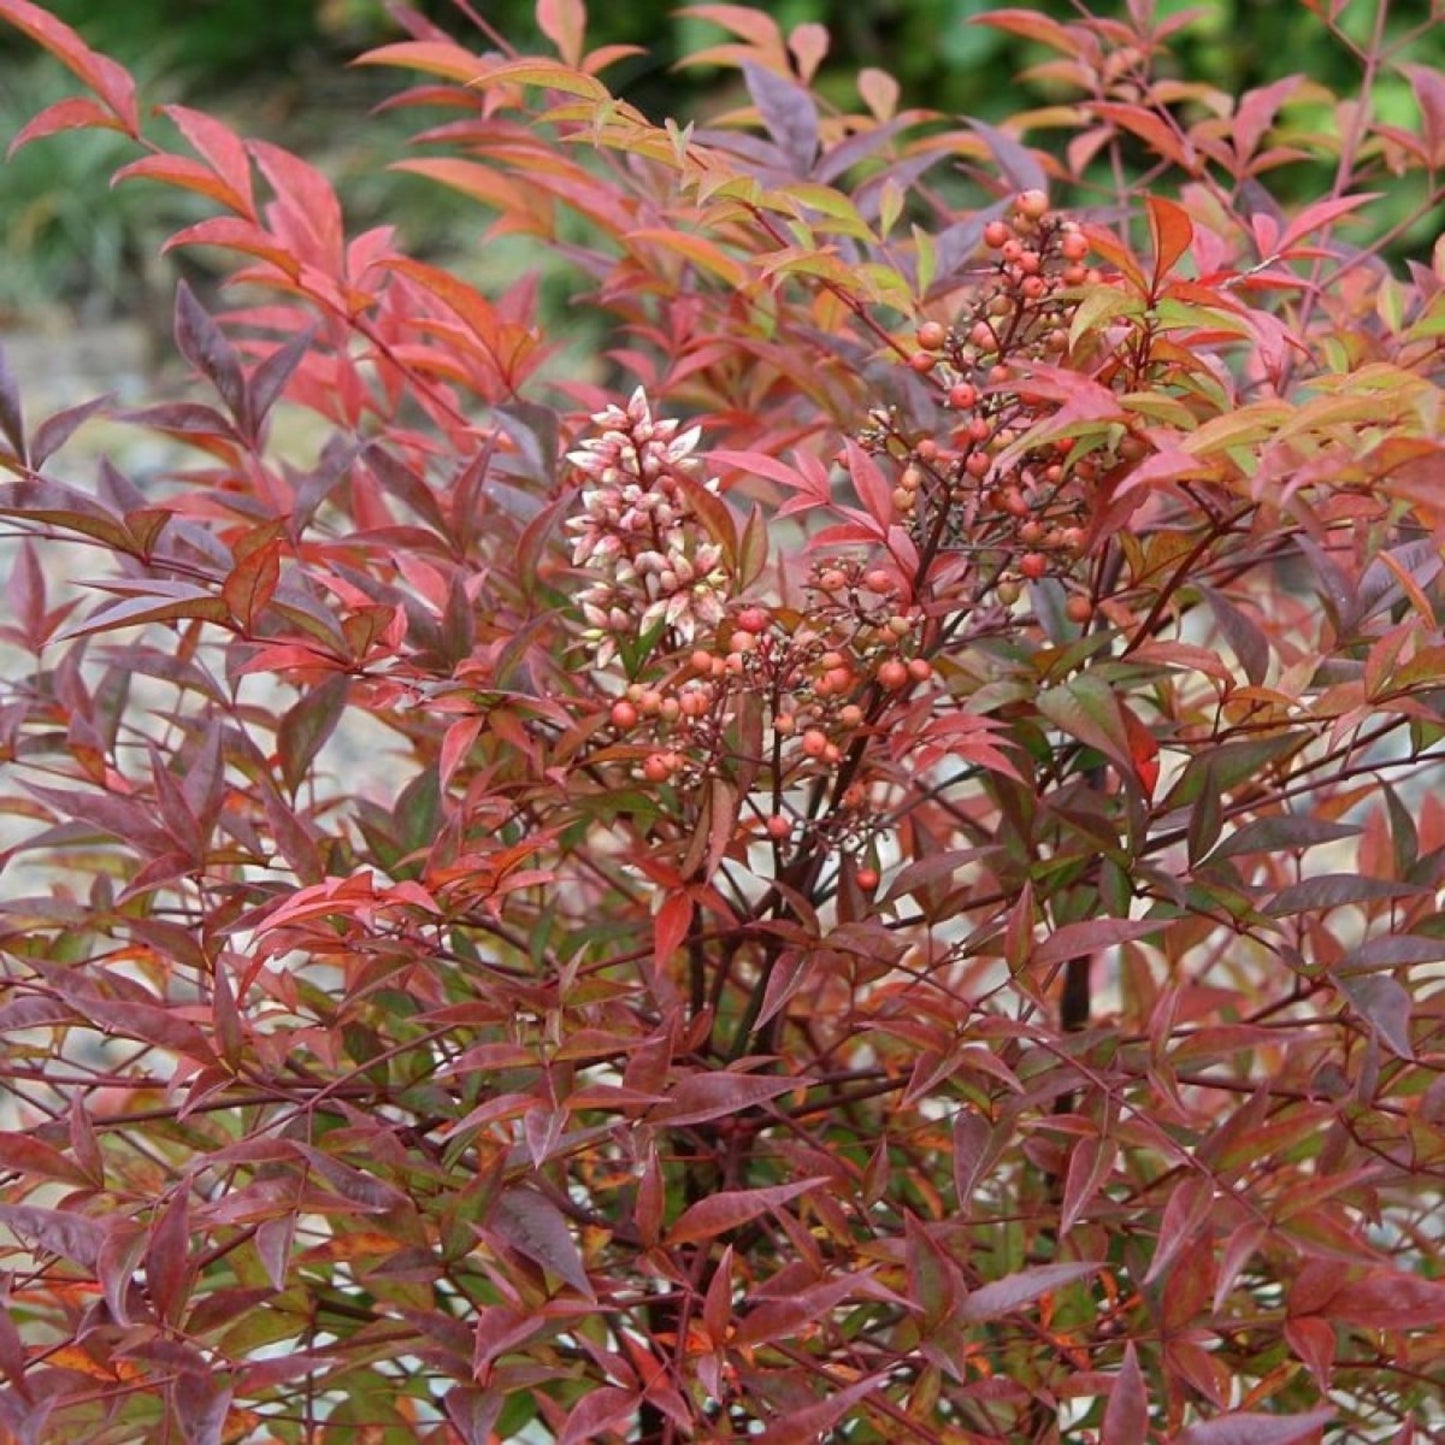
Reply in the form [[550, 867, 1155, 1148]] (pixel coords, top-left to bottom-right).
[[877, 659, 909, 690], [916, 321, 947, 351]]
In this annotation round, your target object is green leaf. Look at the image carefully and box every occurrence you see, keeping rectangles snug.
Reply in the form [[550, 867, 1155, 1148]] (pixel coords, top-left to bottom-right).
[[1036, 673, 1133, 776]]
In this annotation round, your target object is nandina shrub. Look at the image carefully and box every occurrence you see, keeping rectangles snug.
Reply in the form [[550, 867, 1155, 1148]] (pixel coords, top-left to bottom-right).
[[1, 1, 1444, 1441]]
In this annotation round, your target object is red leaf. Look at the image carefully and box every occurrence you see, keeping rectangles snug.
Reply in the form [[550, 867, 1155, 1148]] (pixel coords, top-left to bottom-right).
[[172, 1368, 233, 1445], [145, 1189, 192, 1326], [0, 1131, 93, 1188], [957, 1261, 1102, 1322], [1032, 918, 1157, 969], [1175, 1408, 1334, 1445], [1060, 1133, 1117, 1235], [537, 0, 587, 68], [1277, 192, 1381, 254], [0, 1204, 106, 1268], [1145, 195, 1193, 292], [733, 1271, 873, 1348], [1101, 1341, 1148, 1445], [969, 8, 1079, 51], [0, 0, 139, 136], [163, 217, 300, 277], [666, 1177, 826, 1246], [354, 39, 488, 84], [490, 1186, 594, 1298], [57, 586, 232, 642], [1335, 974, 1414, 1059], [1323, 1269, 1445, 1329], [558, 1387, 636, 1445], [7, 95, 122, 154], [1121, 703, 1160, 797], [114, 154, 250, 215], [0, 477, 132, 550], [702, 1243, 734, 1343], [248, 139, 344, 270], [952, 1110, 994, 1210], [1090, 101, 1199, 172], [1284, 1316, 1335, 1389], [754, 1372, 884, 1445], [160, 102, 256, 218], [654, 892, 694, 975], [1403, 63, 1445, 160], [843, 437, 894, 533], [649, 1070, 799, 1128], [1143, 1175, 1214, 1285], [223, 538, 282, 632]]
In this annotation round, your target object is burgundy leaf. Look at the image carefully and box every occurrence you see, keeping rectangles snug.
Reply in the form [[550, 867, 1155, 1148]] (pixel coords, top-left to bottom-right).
[[489, 1186, 593, 1299], [1176, 1408, 1335, 1445], [1101, 1341, 1148, 1445], [667, 1177, 826, 1246], [958, 1261, 1102, 1323], [743, 63, 818, 174], [649, 1070, 800, 1127]]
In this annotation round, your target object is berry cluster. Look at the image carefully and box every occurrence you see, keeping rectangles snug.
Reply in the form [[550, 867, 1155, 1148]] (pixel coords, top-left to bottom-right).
[[860, 192, 1121, 616]]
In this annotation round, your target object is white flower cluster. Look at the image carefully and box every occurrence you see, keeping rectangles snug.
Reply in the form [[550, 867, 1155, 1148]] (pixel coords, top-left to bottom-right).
[[565, 388, 731, 667]]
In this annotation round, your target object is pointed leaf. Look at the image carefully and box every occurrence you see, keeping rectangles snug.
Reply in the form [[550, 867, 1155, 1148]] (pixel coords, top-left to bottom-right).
[[958, 1261, 1103, 1323], [667, 1177, 826, 1246], [1176, 1409, 1335, 1445], [1101, 1341, 1148, 1445], [491, 1186, 593, 1298], [558, 1388, 636, 1445], [650, 1071, 798, 1127]]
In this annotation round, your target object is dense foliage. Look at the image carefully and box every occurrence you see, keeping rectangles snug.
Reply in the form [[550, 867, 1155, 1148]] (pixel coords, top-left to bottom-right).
[[1, 1, 1443, 1441]]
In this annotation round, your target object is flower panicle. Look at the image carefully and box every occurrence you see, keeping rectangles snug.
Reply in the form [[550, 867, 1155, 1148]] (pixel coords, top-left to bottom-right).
[[566, 389, 731, 664]]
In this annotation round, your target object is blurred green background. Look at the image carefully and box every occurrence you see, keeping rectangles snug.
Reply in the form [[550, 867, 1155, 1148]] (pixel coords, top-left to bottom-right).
[[1, 0, 1440, 326]]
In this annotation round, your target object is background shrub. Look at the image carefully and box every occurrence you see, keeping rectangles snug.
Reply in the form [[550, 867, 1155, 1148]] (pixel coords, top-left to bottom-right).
[[0, 1, 1443, 1442]]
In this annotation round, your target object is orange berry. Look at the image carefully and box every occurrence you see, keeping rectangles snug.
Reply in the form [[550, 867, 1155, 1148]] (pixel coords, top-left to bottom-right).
[[765, 814, 792, 840], [916, 321, 947, 351], [1019, 552, 1048, 581], [948, 382, 977, 410], [802, 727, 829, 758], [877, 658, 909, 689], [1015, 189, 1049, 220], [983, 219, 1011, 249], [642, 753, 672, 783], [909, 351, 938, 373], [610, 700, 639, 729], [907, 657, 932, 682], [856, 866, 880, 891], [1065, 595, 1094, 624]]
